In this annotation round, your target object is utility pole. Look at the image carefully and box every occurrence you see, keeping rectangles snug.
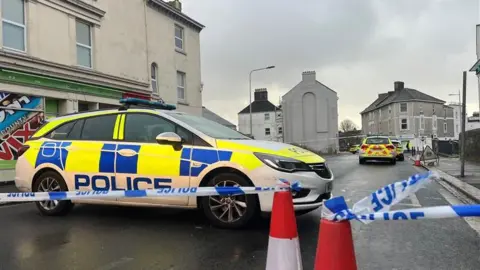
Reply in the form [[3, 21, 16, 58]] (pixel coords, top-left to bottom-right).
[[461, 71, 467, 178]]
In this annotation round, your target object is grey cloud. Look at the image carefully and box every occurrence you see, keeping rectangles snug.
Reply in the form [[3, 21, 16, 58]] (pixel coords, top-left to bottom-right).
[[181, 0, 479, 126]]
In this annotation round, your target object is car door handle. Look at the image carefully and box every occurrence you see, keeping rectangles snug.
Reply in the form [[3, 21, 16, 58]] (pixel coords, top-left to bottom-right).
[[118, 149, 138, 157]]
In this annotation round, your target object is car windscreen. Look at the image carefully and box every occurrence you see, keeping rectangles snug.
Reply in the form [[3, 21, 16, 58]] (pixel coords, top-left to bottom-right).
[[165, 112, 251, 140], [391, 141, 400, 146], [365, 138, 389, 145]]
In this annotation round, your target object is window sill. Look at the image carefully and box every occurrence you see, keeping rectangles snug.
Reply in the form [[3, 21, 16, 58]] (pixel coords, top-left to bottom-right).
[[177, 100, 189, 106], [175, 48, 187, 56], [1, 47, 27, 55], [75, 64, 94, 71]]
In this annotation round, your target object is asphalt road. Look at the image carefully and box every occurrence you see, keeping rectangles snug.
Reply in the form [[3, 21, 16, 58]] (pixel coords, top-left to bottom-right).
[[1, 154, 480, 270]]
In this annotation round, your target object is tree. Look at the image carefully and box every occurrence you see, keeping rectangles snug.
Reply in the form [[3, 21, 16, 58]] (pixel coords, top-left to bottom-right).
[[340, 119, 357, 133]]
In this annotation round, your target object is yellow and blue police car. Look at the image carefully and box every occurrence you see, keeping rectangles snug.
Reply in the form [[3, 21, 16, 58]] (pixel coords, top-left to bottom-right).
[[15, 98, 334, 228]]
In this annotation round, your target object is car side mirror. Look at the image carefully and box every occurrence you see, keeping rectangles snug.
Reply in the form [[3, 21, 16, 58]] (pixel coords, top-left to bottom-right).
[[155, 132, 183, 144]]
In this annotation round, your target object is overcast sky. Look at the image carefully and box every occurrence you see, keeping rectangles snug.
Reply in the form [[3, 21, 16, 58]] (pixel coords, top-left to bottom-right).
[[181, 0, 480, 129]]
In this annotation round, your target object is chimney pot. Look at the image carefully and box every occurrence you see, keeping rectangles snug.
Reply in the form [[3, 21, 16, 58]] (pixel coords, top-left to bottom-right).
[[394, 81, 404, 91], [254, 88, 268, 101], [302, 70, 316, 82]]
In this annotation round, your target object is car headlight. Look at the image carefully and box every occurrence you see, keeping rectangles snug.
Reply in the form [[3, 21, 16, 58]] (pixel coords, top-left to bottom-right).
[[253, 153, 311, 173]]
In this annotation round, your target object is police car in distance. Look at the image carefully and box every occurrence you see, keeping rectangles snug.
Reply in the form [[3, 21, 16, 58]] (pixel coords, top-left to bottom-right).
[[15, 98, 334, 229]]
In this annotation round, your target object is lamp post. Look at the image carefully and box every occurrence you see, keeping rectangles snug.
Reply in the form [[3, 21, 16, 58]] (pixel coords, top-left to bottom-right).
[[248, 65, 275, 137]]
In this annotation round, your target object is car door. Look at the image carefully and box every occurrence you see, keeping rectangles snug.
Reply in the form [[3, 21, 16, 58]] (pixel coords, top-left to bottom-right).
[[115, 112, 191, 206], [61, 113, 119, 201]]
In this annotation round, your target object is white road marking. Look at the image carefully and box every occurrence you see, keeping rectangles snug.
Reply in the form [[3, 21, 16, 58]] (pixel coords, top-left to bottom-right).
[[408, 193, 421, 207]]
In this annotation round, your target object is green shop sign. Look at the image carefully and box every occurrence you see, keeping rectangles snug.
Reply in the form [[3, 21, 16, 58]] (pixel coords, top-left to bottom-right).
[[0, 69, 123, 99]]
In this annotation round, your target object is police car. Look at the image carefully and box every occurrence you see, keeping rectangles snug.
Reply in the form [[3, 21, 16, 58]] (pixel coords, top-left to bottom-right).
[[15, 98, 334, 229]]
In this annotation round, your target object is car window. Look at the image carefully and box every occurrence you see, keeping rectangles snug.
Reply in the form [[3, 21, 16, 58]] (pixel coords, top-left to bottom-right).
[[391, 141, 400, 146], [47, 121, 76, 140], [81, 114, 117, 141], [124, 113, 175, 143], [365, 137, 389, 144], [165, 112, 250, 140], [67, 119, 84, 140]]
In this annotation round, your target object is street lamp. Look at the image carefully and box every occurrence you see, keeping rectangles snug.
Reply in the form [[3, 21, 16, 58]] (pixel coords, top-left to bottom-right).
[[248, 65, 275, 136]]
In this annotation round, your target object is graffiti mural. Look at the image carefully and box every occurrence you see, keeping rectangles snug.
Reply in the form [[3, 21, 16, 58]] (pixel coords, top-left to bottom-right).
[[0, 92, 44, 162]]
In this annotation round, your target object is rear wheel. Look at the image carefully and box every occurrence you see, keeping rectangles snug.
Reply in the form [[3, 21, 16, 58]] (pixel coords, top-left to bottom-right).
[[399, 155, 405, 161], [33, 171, 73, 216], [201, 173, 259, 229], [391, 158, 397, 165], [359, 158, 365, 165]]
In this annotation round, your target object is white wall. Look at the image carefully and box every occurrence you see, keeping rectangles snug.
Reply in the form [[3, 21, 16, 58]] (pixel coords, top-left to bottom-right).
[[0, 0, 203, 115], [238, 111, 282, 141], [282, 73, 339, 153]]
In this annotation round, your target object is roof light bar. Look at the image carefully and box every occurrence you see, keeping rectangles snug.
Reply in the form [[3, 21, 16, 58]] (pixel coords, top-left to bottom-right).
[[119, 98, 176, 111]]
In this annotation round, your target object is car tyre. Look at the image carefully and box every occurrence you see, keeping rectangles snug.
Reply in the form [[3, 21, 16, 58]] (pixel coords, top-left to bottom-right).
[[391, 158, 397, 165], [201, 173, 259, 229], [33, 170, 73, 216], [399, 156, 405, 161], [359, 158, 365, 165]]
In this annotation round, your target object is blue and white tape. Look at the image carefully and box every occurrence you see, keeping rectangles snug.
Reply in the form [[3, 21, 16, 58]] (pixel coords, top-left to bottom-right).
[[0, 180, 302, 203], [356, 205, 480, 221], [322, 171, 449, 223]]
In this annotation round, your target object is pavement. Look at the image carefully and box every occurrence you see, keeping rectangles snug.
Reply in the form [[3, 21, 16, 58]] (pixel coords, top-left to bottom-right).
[[435, 157, 480, 189], [0, 155, 480, 269]]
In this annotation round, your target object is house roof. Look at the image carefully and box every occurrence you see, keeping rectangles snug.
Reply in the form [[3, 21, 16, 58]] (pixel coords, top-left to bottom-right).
[[360, 87, 445, 114], [148, 0, 205, 32], [282, 80, 337, 99], [202, 107, 236, 127], [238, 100, 280, 114]]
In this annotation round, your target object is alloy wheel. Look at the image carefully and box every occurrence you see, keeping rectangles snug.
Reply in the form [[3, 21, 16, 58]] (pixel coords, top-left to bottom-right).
[[208, 180, 248, 223], [37, 177, 61, 210]]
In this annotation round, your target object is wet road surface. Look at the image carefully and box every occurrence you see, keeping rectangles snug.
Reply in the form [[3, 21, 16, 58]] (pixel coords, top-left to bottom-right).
[[1, 154, 480, 270]]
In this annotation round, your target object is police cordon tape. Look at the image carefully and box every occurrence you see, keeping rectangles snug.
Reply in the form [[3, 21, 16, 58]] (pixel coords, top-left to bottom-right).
[[0, 180, 302, 203], [321, 170, 480, 222]]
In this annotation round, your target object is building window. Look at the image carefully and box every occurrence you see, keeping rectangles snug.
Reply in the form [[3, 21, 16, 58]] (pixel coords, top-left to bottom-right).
[[420, 115, 425, 130], [444, 108, 447, 118], [456, 124, 459, 133], [175, 24, 184, 50], [400, 103, 407, 112], [388, 106, 391, 115], [433, 115, 437, 129], [379, 109, 382, 119], [176, 71, 186, 101], [264, 113, 270, 120], [401, 118, 408, 130], [265, 128, 270, 135], [278, 127, 282, 134], [455, 111, 458, 119], [2, 0, 26, 52], [76, 20, 92, 68], [444, 122, 447, 133], [151, 63, 158, 94]]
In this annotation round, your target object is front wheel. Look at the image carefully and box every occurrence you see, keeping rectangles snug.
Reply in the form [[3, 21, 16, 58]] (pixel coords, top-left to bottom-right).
[[201, 173, 259, 229], [33, 171, 73, 216]]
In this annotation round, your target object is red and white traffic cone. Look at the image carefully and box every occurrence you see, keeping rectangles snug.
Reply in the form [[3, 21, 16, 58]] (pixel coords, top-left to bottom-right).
[[314, 219, 357, 270], [414, 154, 421, 166], [265, 191, 302, 270]]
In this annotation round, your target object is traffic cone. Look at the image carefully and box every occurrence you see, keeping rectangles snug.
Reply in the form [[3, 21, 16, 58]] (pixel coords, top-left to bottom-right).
[[314, 219, 357, 270], [265, 191, 302, 270], [414, 154, 421, 166]]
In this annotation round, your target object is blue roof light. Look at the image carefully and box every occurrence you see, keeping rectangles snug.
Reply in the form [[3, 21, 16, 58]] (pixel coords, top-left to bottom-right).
[[119, 98, 176, 110]]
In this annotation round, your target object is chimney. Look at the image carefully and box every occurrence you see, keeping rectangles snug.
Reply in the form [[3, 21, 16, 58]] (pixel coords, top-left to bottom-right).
[[302, 71, 316, 83], [394, 81, 404, 91], [254, 88, 268, 101], [167, 0, 182, 11]]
